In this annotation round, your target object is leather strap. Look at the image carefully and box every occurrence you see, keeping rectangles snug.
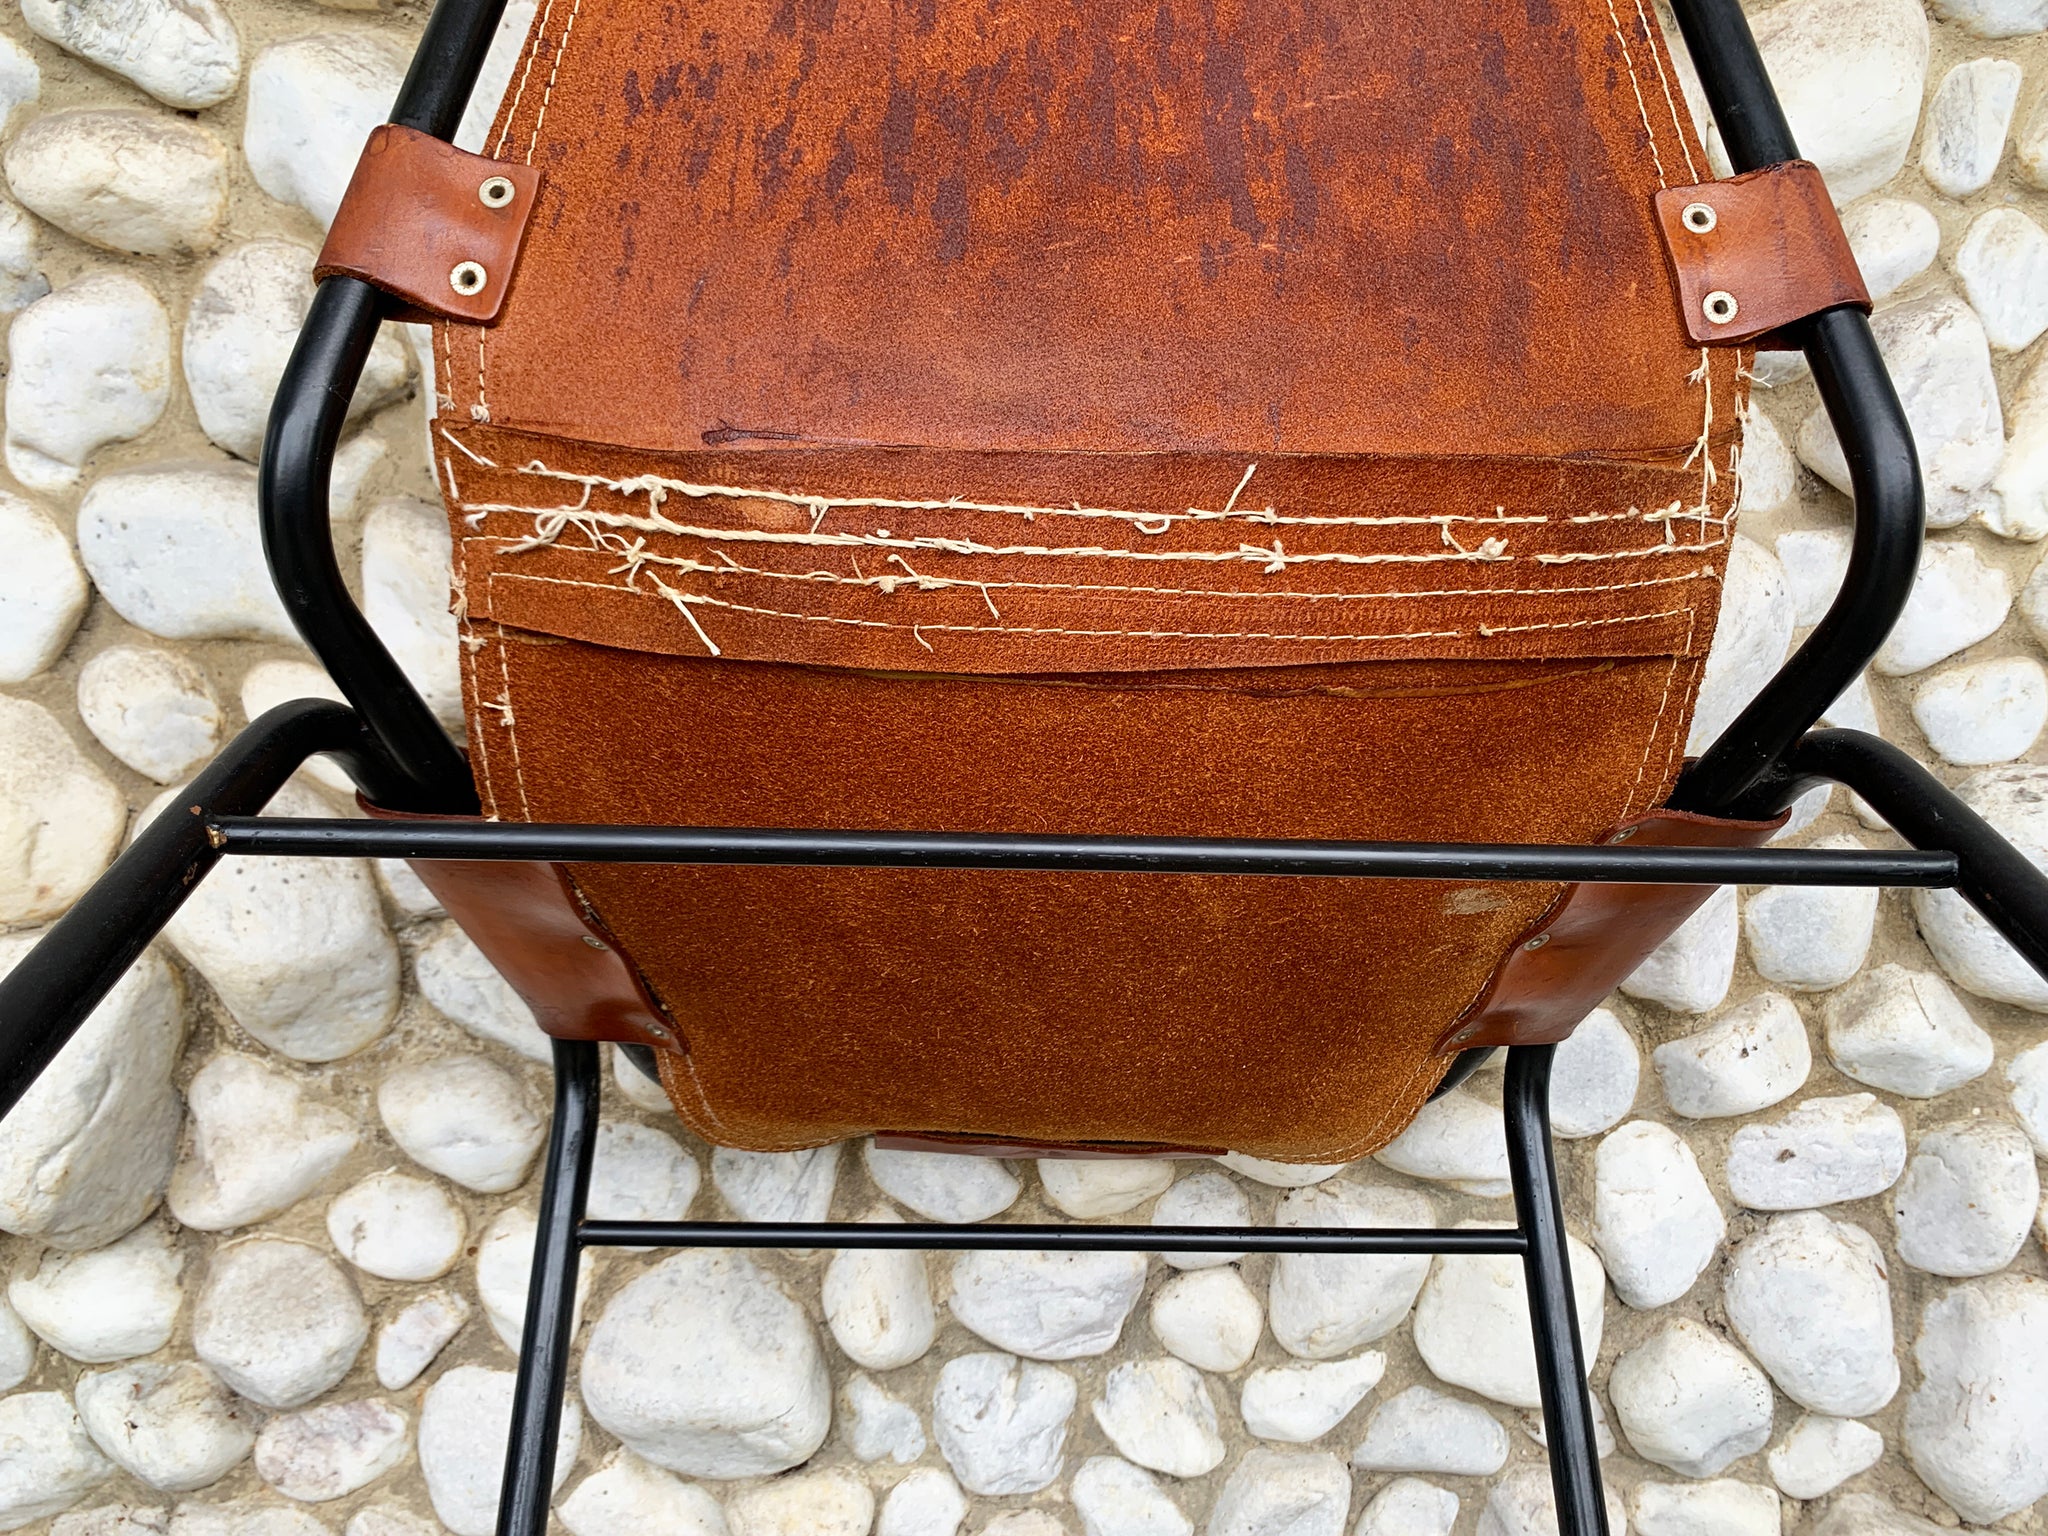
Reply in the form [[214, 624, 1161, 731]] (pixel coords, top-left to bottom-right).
[[1437, 805, 1787, 1052], [1652, 162, 1869, 347], [873, 1130, 1222, 1159], [316, 125, 541, 325]]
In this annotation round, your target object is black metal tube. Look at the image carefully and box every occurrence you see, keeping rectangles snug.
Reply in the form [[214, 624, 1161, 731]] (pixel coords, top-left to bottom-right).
[[1664, 0, 1798, 166], [0, 702, 377, 1123], [205, 818, 1956, 886], [576, 1220, 1529, 1254], [1504, 1045, 1610, 1536], [392, 0, 513, 138], [497, 1039, 600, 1536]]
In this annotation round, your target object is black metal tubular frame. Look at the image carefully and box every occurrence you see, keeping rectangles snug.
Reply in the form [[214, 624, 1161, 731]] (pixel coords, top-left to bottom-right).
[[0, 4, 2001, 1536]]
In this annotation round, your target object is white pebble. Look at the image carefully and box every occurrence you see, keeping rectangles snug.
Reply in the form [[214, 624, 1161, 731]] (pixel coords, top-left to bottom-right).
[[1723, 1211, 1898, 1416], [1688, 537, 1795, 756], [22, 0, 236, 106], [372, 1289, 467, 1391], [1747, 0, 1927, 203], [474, 1205, 590, 1352], [1238, 1353, 1384, 1444], [1652, 992, 1811, 1118], [1348, 1386, 1508, 1475], [1629, 1480, 1780, 1536], [4, 274, 168, 491], [1823, 963, 1994, 1093], [711, 1144, 838, 1223], [1767, 1414, 1885, 1500], [1354, 1479, 1456, 1536], [417, 1366, 580, 1536], [168, 1500, 331, 1536], [1549, 1006, 1638, 1139], [1620, 885, 1738, 1015], [1150, 1169, 1250, 1269], [610, 1044, 670, 1112], [557, 1447, 725, 1536], [0, 1392, 111, 1528], [73, 1361, 254, 1491], [1892, 1118, 2038, 1276], [243, 35, 407, 227], [726, 1467, 870, 1536], [0, 698, 127, 929], [376, 1055, 543, 1194], [1205, 1449, 1349, 1536], [823, 1208, 936, 1370], [1215, 1153, 1346, 1188], [931, 1351, 1074, 1496], [1411, 1227, 1605, 1408], [362, 500, 461, 731], [190, 1236, 367, 1410], [414, 920, 548, 1061], [1878, 539, 2013, 676], [253, 1399, 408, 1502], [1904, 1274, 2048, 1523], [2010, 1039, 2048, 1152], [1150, 1266, 1261, 1373], [1912, 656, 2048, 763], [1956, 207, 2048, 351], [1777, 529, 1853, 627], [1736, 404, 1796, 516], [1591, 1121, 1724, 1309], [77, 648, 220, 782], [1373, 1089, 1507, 1197], [1725, 1093, 1907, 1209], [1921, 58, 2022, 197], [1069, 1457, 1189, 1536], [842, 1373, 924, 1464], [1991, 339, 2048, 538], [1039, 1159, 1174, 1218], [0, 1296, 32, 1390], [3, 109, 225, 256], [1607, 1318, 1773, 1478], [863, 1142, 1019, 1221], [1268, 1181, 1435, 1360], [168, 1053, 358, 1231], [8, 1220, 183, 1362], [1091, 1358, 1224, 1478], [877, 1467, 966, 1536], [949, 1248, 1148, 1360], [0, 38, 38, 138], [238, 661, 352, 798], [1476, 1465, 1628, 1536], [589, 1120, 697, 1224], [1743, 835, 1879, 990], [1935, 0, 2048, 36], [0, 493, 85, 684], [1841, 198, 1940, 301], [1913, 766, 2048, 1007], [325, 1170, 464, 1281]]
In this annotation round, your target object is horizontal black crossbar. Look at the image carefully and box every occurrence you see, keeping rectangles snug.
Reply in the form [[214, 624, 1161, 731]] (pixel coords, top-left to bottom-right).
[[210, 817, 1958, 887], [573, 1219, 1529, 1253]]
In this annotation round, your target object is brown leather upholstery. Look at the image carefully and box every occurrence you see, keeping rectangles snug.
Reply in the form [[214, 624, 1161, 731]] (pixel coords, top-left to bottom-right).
[[416, 0, 1767, 1160]]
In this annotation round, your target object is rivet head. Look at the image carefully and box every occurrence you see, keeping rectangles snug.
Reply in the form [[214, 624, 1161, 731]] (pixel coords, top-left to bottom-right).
[[1524, 933, 1551, 952], [479, 175, 516, 208], [449, 260, 488, 296], [1703, 289, 1739, 324], [1681, 200, 1717, 234], [581, 934, 607, 950]]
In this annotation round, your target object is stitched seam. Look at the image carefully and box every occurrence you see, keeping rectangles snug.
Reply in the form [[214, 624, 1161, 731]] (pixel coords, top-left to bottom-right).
[[1635, 0, 1700, 182], [492, 629, 534, 818], [491, 0, 559, 157], [1605, 0, 1668, 186], [462, 623, 499, 819], [527, 0, 585, 165], [1629, 608, 1696, 813], [1535, 539, 1727, 564]]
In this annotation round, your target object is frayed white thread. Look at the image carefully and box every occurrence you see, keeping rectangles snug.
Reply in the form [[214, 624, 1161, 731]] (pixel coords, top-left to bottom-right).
[[646, 575, 723, 656]]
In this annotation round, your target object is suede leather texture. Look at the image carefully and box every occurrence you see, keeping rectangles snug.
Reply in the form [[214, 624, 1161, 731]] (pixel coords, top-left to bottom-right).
[[426, 0, 1751, 1159]]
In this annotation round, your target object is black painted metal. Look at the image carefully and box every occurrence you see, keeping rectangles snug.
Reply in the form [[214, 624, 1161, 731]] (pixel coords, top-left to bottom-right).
[[208, 817, 1958, 886], [1504, 1045, 1610, 1536], [498, 1038, 599, 1536], [578, 1219, 1529, 1254], [0, 701, 377, 1123]]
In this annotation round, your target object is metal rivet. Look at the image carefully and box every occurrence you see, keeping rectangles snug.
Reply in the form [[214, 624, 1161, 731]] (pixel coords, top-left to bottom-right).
[[479, 175, 516, 209], [449, 260, 488, 296], [1524, 933, 1551, 951], [1681, 200, 1717, 234], [1611, 826, 1636, 843], [1703, 289, 1739, 324], [581, 934, 607, 950]]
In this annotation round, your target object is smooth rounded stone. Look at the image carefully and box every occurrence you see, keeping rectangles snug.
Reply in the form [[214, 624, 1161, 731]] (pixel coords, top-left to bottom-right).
[[1912, 656, 2048, 764], [823, 1209, 936, 1370], [0, 1296, 30, 1389], [1810, 1494, 1947, 1536], [0, 195, 45, 318], [362, 500, 461, 729], [73, 1361, 254, 1491], [1905, 1274, 2048, 1523], [22, 0, 237, 106], [589, 1121, 698, 1225], [344, 1509, 440, 1536], [84, 464, 295, 642], [1091, 1359, 1224, 1478], [1151, 1169, 1251, 1269], [2010, 1039, 2048, 1153], [1349, 1386, 1508, 1475], [1921, 58, 2023, 198], [1215, 1153, 1346, 1188], [238, 661, 353, 799], [3, 110, 225, 257], [1723, 1211, 1898, 1416], [52, 1507, 174, 1536], [982, 1517, 1064, 1536], [1652, 992, 1810, 1119], [863, 1142, 1019, 1222], [1778, 529, 1853, 627], [1412, 1227, 1605, 1409], [0, 493, 85, 684], [371, 1289, 468, 1391], [168, 1053, 358, 1231], [932, 1351, 1074, 1496], [1621, 885, 1738, 1016], [418, 1366, 581, 1536], [1549, 1006, 1638, 1140], [1991, 346, 2048, 539], [1476, 1466, 1627, 1536], [77, 648, 220, 783], [1914, 767, 2048, 1007], [325, 1170, 464, 1281], [1726, 1093, 1907, 1210], [0, 1392, 113, 1528], [1238, 1353, 1384, 1444], [877, 1467, 966, 1536], [1736, 404, 1795, 516], [1824, 673, 1882, 736], [1823, 964, 1994, 1091], [949, 1248, 1148, 1360], [1040, 1158, 1175, 1218], [1268, 1181, 1434, 1360], [610, 1043, 669, 1111], [1354, 1479, 1457, 1536], [0, 939, 183, 1249], [1882, 540, 2014, 676], [5, 274, 169, 491], [185, 243, 408, 463], [375, 858, 440, 920], [474, 1205, 592, 1351], [1937, 0, 2048, 34], [1801, 297, 2002, 536], [378, 1056, 544, 1194], [1071, 1456, 1191, 1536], [1747, 0, 1925, 203], [1892, 1118, 2038, 1277], [1629, 1480, 1779, 1536], [0, 696, 124, 927], [1742, 835, 1878, 990], [1956, 208, 2048, 352], [414, 920, 547, 1062], [253, 1399, 407, 1502], [1373, 1090, 1507, 1197], [557, 1447, 727, 1536], [1591, 1121, 1723, 1309], [1767, 1414, 1885, 1500], [1206, 1449, 1349, 1536], [1607, 1319, 1772, 1478], [726, 1467, 871, 1536], [843, 1372, 924, 1463], [1150, 1267, 1262, 1373], [9, 1220, 183, 1361], [583, 1249, 828, 1477], [1841, 199, 1940, 302], [245, 34, 408, 227], [190, 1237, 367, 1410], [0, 35, 36, 131], [711, 1144, 839, 1223], [1687, 537, 1795, 756], [166, 1503, 331, 1536]]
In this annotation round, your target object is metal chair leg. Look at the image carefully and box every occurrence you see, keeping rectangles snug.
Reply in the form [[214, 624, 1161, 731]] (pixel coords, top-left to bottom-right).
[[497, 1039, 602, 1536], [1504, 1045, 1610, 1536]]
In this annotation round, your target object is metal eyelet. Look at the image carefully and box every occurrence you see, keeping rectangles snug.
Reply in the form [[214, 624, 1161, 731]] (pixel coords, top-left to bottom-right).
[[1681, 201, 1717, 234], [1524, 933, 1550, 952], [479, 175, 516, 209], [449, 261, 488, 296], [1702, 289, 1739, 325]]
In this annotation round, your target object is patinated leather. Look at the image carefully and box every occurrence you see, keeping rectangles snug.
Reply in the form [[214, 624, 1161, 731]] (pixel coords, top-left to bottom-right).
[[413, 0, 1798, 1160], [1653, 161, 1870, 347], [317, 125, 541, 324]]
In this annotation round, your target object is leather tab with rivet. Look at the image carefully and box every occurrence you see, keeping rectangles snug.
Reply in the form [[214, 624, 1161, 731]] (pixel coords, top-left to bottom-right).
[[315, 124, 540, 325], [1652, 160, 1870, 348]]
